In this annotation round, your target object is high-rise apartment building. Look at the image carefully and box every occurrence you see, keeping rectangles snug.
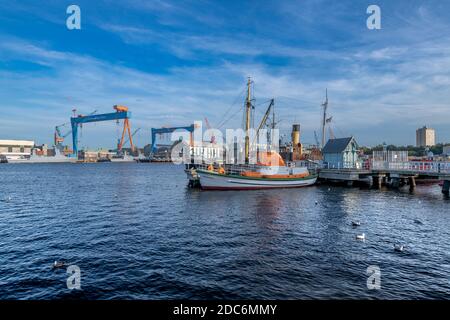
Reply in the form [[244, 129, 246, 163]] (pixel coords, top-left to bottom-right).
[[416, 126, 436, 147]]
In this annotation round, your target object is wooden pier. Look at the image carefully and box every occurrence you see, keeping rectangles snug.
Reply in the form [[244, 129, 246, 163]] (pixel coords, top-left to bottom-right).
[[317, 160, 450, 195], [318, 168, 371, 187]]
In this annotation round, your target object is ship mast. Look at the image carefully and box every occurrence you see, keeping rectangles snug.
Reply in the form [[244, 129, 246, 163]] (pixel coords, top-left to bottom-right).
[[245, 78, 252, 164], [321, 88, 328, 149]]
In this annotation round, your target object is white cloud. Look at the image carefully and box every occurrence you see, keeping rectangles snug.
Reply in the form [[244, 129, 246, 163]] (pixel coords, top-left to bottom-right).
[[2, 35, 450, 147], [2, 1, 450, 147]]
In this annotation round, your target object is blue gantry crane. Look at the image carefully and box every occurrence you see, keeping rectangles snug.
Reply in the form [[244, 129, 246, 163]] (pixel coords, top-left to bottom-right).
[[151, 125, 195, 153], [71, 105, 133, 156], [55, 110, 97, 153]]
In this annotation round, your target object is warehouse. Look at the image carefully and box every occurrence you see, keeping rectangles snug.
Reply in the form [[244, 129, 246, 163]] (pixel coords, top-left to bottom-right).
[[0, 139, 35, 161]]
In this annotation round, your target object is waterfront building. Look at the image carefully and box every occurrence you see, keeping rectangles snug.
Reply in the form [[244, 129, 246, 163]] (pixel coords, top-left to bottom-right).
[[416, 126, 436, 147], [322, 137, 359, 168], [443, 145, 450, 156], [191, 141, 223, 163], [0, 139, 35, 161]]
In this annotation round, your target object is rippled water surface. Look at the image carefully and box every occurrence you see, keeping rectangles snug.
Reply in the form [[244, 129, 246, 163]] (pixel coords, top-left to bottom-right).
[[0, 163, 449, 299]]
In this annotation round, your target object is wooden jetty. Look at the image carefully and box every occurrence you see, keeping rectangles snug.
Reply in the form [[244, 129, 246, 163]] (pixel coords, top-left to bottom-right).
[[317, 160, 450, 195]]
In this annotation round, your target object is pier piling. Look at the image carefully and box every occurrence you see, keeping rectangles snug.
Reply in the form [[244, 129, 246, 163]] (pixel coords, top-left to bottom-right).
[[408, 176, 416, 191], [392, 177, 400, 189], [443, 180, 450, 195], [373, 175, 382, 189], [316, 164, 450, 199]]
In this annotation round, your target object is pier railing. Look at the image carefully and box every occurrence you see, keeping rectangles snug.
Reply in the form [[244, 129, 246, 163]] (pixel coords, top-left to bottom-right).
[[372, 160, 450, 174], [187, 159, 450, 176], [322, 161, 365, 170]]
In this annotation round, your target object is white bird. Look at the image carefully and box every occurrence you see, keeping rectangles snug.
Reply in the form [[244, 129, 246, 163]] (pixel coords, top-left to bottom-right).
[[356, 233, 365, 241], [53, 260, 66, 268], [394, 244, 405, 252]]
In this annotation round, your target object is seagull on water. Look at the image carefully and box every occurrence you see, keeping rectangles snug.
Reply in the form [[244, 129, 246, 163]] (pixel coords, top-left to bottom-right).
[[356, 233, 365, 241], [351, 221, 361, 227], [53, 261, 66, 269]]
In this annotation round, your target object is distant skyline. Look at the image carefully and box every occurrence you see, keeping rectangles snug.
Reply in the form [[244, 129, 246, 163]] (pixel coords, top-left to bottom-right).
[[1, 0, 450, 148]]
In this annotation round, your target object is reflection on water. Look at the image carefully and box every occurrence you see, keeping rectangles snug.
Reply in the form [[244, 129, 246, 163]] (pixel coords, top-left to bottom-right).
[[0, 163, 449, 299]]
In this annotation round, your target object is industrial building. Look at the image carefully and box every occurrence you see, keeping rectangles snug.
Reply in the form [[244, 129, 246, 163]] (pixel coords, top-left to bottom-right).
[[191, 141, 223, 163], [0, 139, 35, 161], [416, 126, 436, 147], [444, 145, 450, 156]]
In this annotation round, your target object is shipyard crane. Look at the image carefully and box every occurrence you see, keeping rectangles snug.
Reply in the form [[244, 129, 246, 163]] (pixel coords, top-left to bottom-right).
[[150, 125, 196, 153], [55, 110, 97, 151], [321, 89, 328, 149], [314, 131, 320, 147], [204, 117, 216, 143], [54, 123, 71, 146], [70, 106, 133, 156], [114, 105, 134, 152], [122, 127, 141, 148]]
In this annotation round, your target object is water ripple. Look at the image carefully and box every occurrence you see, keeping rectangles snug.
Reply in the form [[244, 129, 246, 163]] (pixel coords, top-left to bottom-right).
[[0, 163, 449, 299]]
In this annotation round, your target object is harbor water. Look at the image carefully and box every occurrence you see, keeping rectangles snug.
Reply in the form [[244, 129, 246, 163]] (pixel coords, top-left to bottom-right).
[[0, 163, 449, 299]]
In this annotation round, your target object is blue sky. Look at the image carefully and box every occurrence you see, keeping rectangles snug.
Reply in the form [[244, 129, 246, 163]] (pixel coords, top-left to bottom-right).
[[1, 0, 450, 148]]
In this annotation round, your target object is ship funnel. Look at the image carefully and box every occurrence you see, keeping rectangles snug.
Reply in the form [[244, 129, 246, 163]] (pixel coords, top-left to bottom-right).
[[292, 124, 300, 145]]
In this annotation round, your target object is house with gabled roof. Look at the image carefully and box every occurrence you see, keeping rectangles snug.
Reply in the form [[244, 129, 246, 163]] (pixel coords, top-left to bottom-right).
[[322, 137, 359, 169]]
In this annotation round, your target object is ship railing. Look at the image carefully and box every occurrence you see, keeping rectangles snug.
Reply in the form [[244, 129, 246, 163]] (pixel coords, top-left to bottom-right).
[[224, 164, 262, 175], [186, 162, 316, 176]]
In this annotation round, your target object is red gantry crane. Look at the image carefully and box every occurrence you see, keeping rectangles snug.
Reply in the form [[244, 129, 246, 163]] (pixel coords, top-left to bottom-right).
[[204, 117, 216, 144]]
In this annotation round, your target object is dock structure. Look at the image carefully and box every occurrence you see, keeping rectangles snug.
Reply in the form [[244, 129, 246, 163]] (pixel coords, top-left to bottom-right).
[[318, 160, 450, 195], [318, 168, 371, 187]]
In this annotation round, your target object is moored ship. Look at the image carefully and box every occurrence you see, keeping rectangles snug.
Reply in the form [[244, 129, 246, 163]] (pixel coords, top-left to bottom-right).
[[195, 161, 317, 190], [5, 148, 76, 164], [186, 78, 317, 190]]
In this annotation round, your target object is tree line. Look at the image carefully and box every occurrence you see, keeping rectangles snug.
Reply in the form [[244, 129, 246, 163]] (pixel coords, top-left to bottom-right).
[[360, 144, 447, 157]]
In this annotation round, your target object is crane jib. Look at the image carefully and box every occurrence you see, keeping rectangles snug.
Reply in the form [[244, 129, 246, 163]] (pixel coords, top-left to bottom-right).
[[70, 111, 131, 125]]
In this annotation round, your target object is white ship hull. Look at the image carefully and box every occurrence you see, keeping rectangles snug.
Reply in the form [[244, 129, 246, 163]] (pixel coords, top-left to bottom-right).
[[197, 169, 317, 190], [5, 155, 76, 164], [110, 155, 136, 163]]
